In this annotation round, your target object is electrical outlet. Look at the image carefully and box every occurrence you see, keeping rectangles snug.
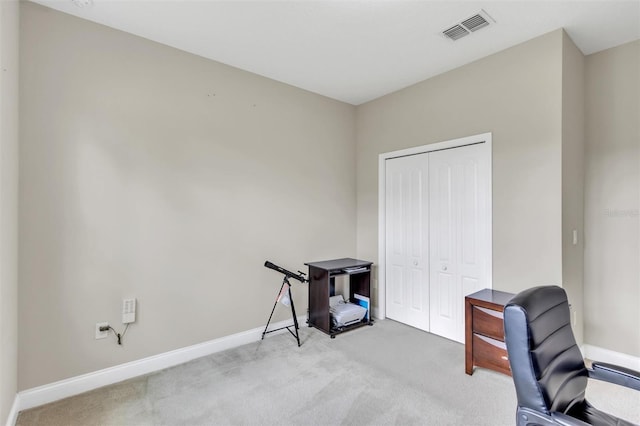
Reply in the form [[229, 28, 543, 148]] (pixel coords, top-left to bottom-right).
[[122, 298, 136, 324], [95, 322, 109, 339]]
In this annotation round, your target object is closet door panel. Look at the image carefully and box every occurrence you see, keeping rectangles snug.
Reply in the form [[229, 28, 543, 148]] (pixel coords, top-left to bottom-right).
[[385, 154, 429, 331], [430, 143, 489, 343]]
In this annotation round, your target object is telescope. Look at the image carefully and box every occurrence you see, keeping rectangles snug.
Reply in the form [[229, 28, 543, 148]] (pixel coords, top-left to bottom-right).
[[262, 261, 306, 347], [264, 261, 307, 283]]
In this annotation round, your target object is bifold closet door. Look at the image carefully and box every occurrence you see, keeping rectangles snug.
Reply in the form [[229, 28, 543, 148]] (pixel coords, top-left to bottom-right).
[[385, 154, 430, 331], [428, 143, 490, 343]]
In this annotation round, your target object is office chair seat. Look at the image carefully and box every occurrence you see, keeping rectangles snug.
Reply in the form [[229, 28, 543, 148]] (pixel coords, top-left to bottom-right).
[[503, 286, 640, 426], [566, 400, 635, 426]]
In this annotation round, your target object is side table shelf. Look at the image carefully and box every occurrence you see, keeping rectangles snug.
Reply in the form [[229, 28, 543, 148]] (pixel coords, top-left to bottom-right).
[[465, 289, 514, 376]]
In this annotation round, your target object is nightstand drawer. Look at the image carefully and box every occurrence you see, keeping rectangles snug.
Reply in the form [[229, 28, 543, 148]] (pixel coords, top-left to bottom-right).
[[472, 334, 510, 375], [472, 306, 505, 340]]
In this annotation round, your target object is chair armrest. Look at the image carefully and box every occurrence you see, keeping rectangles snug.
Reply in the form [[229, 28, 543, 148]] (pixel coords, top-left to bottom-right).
[[588, 362, 640, 391]]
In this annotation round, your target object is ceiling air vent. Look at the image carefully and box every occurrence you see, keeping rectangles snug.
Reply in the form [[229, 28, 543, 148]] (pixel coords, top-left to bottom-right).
[[442, 9, 494, 41]]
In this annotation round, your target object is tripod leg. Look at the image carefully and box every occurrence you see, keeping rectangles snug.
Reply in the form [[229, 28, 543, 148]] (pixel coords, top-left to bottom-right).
[[288, 286, 301, 347], [262, 281, 286, 340]]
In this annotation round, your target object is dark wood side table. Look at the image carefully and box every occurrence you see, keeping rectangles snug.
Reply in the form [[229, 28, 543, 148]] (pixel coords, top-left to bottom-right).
[[465, 288, 514, 376], [305, 258, 373, 338]]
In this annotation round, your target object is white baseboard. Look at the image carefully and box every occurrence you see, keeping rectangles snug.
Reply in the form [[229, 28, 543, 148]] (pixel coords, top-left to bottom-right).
[[5, 394, 20, 426], [14, 316, 306, 417], [583, 344, 640, 370]]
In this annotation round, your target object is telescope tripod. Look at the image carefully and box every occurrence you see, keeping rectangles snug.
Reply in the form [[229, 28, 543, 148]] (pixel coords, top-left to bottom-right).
[[261, 276, 301, 347]]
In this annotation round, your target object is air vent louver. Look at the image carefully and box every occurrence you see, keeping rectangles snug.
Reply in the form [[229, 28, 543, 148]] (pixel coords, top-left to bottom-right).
[[443, 24, 470, 41], [461, 14, 489, 32], [442, 10, 494, 41]]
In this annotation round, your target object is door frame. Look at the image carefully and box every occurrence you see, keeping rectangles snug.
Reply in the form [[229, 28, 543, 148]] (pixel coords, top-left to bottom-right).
[[377, 132, 493, 320]]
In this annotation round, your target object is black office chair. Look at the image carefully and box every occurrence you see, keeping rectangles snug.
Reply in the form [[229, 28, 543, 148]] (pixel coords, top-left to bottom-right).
[[503, 285, 640, 426]]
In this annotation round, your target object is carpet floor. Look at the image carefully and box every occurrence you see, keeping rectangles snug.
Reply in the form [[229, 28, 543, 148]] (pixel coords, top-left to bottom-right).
[[17, 319, 640, 425]]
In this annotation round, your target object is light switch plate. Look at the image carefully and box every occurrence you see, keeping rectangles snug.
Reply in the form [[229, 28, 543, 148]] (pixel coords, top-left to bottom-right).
[[122, 298, 136, 324]]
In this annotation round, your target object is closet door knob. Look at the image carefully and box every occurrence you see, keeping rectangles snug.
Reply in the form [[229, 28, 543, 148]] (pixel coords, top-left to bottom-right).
[[413, 260, 418, 266], [442, 265, 448, 271]]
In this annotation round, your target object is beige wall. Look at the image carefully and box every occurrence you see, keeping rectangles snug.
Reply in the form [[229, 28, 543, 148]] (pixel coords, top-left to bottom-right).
[[19, 2, 356, 390], [561, 32, 585, 345], [356, 30, 564, 301], [584, 40, 640, 357], [0, 0, 19, 422]]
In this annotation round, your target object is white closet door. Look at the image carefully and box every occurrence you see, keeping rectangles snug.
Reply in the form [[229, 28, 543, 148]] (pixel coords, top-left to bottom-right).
[[385, 154, 430, 331], [428, 143, 490, 343]]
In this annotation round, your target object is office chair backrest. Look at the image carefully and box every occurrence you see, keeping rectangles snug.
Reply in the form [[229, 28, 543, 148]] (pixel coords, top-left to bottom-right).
[[504, 286, 589, 415]]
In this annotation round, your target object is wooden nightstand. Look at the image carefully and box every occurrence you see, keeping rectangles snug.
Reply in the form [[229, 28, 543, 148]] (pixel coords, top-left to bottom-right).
[[465, 289, 514, 376]]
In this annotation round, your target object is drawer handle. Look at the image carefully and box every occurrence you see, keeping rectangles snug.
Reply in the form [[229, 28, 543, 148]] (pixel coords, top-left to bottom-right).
[[501, 356, 509, 361]]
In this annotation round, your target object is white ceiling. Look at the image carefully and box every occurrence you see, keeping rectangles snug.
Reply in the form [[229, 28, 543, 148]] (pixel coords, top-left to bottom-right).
[[32, 0, 640, 105]]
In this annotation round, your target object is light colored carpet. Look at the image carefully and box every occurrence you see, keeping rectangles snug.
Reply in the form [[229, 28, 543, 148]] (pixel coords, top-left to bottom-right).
[[17, 320, 640, 425]]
